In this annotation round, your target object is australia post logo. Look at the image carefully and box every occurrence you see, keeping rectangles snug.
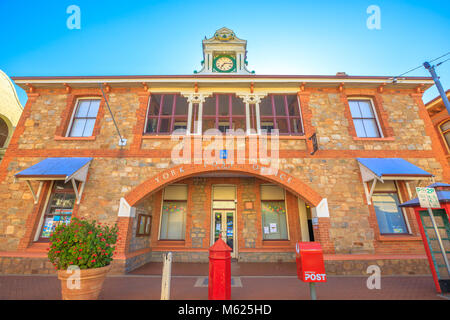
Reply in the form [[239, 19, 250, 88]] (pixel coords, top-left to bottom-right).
[[303, 271, 327, 282]]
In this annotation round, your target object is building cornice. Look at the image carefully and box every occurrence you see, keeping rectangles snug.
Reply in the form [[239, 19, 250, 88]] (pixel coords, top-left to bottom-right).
[[12, 74, 434, 91]]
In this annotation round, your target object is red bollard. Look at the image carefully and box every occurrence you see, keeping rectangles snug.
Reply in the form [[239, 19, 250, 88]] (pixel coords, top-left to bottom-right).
[[208, 237, 232, 300]]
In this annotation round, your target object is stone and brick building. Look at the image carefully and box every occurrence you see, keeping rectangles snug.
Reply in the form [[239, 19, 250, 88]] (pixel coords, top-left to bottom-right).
[[426, 89, 450, 166], [0, 28, 449, 275]]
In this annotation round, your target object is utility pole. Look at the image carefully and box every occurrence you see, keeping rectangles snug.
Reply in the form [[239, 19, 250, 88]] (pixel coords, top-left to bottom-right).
[[423, 61, 450, 115]]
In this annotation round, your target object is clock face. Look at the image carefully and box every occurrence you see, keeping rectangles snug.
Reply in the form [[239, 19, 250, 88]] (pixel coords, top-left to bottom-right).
[[214, 55, 235, 72]]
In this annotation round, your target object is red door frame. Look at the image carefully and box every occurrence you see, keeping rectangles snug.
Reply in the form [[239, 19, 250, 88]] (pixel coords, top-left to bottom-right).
[[413, 203, 450, 293]]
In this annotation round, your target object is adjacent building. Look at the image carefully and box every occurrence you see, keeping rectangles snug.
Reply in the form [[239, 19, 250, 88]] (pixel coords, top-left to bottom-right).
[[0, 70, 23, 162], [426, 90, 450, 165], [0, 28, 449, 275]]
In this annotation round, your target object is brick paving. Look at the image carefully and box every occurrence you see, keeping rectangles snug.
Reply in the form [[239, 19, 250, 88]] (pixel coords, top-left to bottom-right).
[[0, 273, 446, 300]]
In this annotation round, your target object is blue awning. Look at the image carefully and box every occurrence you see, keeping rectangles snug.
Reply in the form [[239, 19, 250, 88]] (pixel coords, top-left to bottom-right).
[[14, 157, 93, 204], [357, 158, 434, 205], [15, 157, 93, 180], [357, 158, 433, 180]]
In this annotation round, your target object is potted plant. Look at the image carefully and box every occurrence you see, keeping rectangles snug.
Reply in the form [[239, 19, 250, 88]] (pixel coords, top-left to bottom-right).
[[48, 217, 119, 300]]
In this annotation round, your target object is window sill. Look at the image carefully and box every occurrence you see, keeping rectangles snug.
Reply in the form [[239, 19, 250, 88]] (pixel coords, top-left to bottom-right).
[[352, 137, 395, 141], [54, 136, 96, 141], [141, 134, 306, 140], [142, 134, 174, 139], [262, 240, 290, 246], [377, 235, 422, 242], [26, 242, 50, 252], [157, 240, 185, 246]]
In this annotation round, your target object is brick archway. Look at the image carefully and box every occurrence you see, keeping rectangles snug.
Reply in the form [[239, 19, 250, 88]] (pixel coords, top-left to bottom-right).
[[124, 163, 323, 207]]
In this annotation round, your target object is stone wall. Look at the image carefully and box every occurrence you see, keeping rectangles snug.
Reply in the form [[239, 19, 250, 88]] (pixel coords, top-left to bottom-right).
[[190, 178, 208, 248], [129, 195, 153, 252], [240, 178, 258, 248]]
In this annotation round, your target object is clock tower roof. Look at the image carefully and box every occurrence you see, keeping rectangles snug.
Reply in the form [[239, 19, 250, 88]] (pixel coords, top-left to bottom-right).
[[195, 27, 253, 75]]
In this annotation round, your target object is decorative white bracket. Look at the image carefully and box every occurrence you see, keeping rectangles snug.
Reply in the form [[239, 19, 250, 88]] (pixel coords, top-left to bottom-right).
[[315, 198, 330, 218], [25, 180, 43, 204], [118, 197, 136, 218]]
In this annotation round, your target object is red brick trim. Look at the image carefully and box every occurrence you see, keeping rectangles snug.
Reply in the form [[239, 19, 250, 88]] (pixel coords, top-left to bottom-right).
[[130, 92, 150, 151], [341, 93, 394, 139], [2, 93, 39, 158], [323, 253, 427, 261], [17, 181, 51, 250], [297, 91, 315, 153], [114, 217, 134, 259], [54, 136, 96, 141], [124, 163, 324, 208]]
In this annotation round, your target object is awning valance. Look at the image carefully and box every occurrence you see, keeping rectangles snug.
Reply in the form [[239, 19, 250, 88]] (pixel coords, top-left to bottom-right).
[[15, 157, 93, 204], [356, 158, 434, 205]]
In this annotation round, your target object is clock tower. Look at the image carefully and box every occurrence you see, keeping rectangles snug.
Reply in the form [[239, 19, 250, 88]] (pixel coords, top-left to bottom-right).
[[195, 27, 254, 74]]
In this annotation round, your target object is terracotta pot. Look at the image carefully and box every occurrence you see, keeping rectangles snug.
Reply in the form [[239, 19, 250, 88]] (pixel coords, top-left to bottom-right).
[[57, 264, 111, 300]]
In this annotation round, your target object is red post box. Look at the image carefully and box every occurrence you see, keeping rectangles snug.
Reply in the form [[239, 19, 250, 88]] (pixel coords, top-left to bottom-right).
[[208, 237, 232, 300], [295, 242, 327, 283]]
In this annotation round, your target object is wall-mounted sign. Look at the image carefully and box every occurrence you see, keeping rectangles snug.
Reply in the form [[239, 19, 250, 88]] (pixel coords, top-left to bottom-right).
[[220, 150, 228, 159], [416, 187, 440, 208]]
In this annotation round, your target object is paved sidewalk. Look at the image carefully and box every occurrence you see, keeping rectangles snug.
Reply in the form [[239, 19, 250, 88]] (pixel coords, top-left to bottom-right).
[[0, 274, 446, 300]]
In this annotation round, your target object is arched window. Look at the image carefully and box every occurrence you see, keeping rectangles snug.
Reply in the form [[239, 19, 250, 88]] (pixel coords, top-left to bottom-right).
[[440, 120, 450, 151], [0, 117, 9, 148]]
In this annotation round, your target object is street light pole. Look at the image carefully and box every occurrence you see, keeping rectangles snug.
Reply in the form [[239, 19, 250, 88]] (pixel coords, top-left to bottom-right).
[[423, 61, 450, 115]]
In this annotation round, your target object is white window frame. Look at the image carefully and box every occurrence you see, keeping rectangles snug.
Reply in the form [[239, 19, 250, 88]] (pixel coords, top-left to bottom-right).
[[348, 97, 384, 138], [260, 184, 290, 241], [371, 180, 412, 235], [34, 181, 55, 241], [157, 184, 188, 241], [66, 97, 101, 137]]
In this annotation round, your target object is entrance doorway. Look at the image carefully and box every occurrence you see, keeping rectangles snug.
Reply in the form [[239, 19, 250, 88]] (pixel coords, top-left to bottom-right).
[[213, 210, 236, 257], [211, 185, 237, 258]]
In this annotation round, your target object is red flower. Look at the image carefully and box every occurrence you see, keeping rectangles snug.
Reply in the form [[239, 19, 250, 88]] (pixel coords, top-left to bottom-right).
[[79, 249, 82, 252], [77, 257, 82, 260], [92, 254, 97, 257], [88, 231, 92, 234], [64, 241, 67, 244], [91, 259, 96, 263]]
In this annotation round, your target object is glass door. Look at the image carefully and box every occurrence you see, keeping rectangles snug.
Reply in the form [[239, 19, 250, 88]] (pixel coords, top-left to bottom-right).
[[213, 210, 235, 257]]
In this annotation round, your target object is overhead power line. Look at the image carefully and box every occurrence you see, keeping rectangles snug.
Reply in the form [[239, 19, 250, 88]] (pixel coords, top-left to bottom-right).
[[392, 51, 450, 80]]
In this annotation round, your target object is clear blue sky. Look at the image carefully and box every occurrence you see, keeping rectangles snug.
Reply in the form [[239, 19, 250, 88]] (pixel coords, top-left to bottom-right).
[[1, 0, 449, 106]]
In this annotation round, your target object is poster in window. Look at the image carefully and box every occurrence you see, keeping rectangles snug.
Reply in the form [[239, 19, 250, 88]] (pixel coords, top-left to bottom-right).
[[145, 216, 151, 234], [41, 217, 54, 238], [269, 223, 278, 233], [138, 216, 146, 234]]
